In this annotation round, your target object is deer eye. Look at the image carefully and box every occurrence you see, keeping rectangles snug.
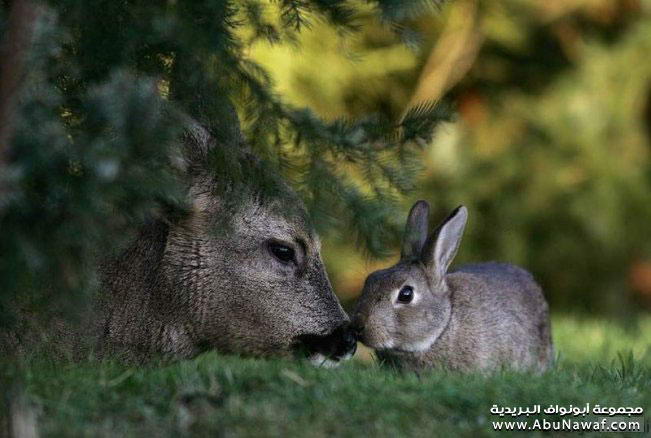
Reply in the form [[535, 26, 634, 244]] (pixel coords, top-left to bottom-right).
[[397, 286, 414, 304], [268, 242, 295, 264]]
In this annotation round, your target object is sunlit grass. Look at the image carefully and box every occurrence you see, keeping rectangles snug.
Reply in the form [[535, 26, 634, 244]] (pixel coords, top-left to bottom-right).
[[552, 315, 651, 364], [4, 315, 651, 437]]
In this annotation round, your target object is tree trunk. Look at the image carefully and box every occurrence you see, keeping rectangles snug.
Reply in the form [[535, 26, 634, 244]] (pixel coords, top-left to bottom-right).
[[0, 0, 41, 163], [401, 0, 483, 120]]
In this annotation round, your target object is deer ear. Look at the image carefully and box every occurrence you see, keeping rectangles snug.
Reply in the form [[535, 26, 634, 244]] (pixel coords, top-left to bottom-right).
[[170, 117, 222, 174], [166, 108, 244, 219], [171, 101, 244, 174], [401, 200, 430, 261], [421, 206, 467, 280], [169, 118, 227, 215]]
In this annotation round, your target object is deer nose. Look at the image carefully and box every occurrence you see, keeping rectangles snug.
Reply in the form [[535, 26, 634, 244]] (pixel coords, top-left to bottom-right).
[[327, 323, 357, 360], [341, 326, 357, 357], [296, 322, 358, 362], [350, 322, 363, 337]]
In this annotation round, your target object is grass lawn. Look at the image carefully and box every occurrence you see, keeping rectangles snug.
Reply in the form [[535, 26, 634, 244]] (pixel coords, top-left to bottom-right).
[[4, 315, 651, 437]]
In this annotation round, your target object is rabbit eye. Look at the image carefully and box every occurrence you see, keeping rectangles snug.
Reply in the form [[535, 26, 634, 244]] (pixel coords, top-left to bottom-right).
[[397, 286, 414, 304]]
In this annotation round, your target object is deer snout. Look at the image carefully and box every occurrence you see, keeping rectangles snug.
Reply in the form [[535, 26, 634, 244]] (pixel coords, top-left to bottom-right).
[[296, 323, 358, 366], [349, 320, 363, 340], [350, 312, 368, 342]]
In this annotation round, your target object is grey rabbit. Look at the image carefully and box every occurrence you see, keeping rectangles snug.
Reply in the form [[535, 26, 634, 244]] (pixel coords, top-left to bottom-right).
[[352, 201, 554, 372]]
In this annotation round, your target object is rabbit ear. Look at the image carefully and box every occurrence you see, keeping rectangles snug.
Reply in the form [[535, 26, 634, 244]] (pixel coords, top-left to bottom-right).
[[401, 200, 430, 260], [422, 206, 468, 280]]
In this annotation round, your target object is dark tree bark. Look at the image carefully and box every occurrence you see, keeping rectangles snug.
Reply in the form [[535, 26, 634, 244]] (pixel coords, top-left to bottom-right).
[[0, 0, 41, 163]]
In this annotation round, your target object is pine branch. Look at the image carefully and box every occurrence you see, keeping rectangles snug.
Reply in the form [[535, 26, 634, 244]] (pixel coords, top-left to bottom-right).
[[372, 0, 444, 22], [399, 100, 452, 144], [279, 0, 311, 31]]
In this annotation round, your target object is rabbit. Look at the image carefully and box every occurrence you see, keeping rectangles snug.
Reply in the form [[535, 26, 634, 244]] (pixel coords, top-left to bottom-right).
[[352, 201, 554, 372]]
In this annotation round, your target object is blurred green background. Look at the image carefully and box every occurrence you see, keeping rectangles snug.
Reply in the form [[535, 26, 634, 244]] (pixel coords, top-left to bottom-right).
[[248, 0, 651, 316]]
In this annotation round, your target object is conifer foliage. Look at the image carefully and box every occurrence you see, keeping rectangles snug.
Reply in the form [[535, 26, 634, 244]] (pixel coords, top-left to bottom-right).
[[0, 0, 447, 326]]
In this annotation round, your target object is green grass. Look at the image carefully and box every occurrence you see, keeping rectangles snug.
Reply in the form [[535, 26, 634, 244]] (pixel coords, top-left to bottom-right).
[[4, 315, 651, 437]]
